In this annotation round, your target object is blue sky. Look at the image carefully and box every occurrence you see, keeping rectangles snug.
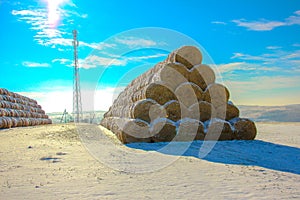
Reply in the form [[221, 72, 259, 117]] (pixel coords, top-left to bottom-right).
[[0, 0, 299, 112]]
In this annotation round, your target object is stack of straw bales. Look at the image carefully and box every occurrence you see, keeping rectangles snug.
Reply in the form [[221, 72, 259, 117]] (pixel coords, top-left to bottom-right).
[[101, 46, 256, 143], [0, 88, 52, 129]]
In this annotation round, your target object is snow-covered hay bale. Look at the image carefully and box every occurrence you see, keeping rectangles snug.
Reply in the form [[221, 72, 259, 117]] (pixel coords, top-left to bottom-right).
[[175, 118, 205, 141], [175, 82, 203, 107], [0, 88, 52, 129], [101, 46, 256, 143], [164, 100, 181, 122], [189, 64, 216, 90], [205, 119, 233, 141], [188, 101, 215, 122], [150, 118, 177, 142], [165, 46, 202, 69], [230, 118, 257, 140]]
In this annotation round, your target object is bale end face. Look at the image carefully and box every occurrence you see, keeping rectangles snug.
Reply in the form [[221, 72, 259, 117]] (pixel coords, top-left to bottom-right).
[[231, 118, 257, 140], [205, 119, 234, 141], [175, 118, 205, 141], [150, 118, 177, 142]]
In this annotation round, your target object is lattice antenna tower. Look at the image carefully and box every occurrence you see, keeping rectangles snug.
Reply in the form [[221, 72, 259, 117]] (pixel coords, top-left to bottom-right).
[[72, 30, 83, 122]]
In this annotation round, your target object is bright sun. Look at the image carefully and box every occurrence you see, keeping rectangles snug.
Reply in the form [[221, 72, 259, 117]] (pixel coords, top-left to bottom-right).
[[45, 0, 67, 27]]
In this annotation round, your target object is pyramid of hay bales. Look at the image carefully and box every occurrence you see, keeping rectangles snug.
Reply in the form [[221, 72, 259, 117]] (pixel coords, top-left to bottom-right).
[[101, 46, 256, 143], [0, 88, 52, 129]]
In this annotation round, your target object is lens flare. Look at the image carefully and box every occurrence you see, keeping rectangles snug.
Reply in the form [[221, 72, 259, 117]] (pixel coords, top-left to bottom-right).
[[44, 0, 67, 27]]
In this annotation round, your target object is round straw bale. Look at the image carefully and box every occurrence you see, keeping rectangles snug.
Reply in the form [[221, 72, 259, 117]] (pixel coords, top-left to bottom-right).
[[175, 82, 203, 107], [144, 83, 177, 105], [189, 64, 215, 90], [100, 117, 109, 128], [2, 117, 8, 128], [205, 118, 233, 141], [203, 83, 230, 108], [133, 99, 165, 122], [0, 117, 4, 128], [11, 117, 18, 127], [166, 46, 202, 69], [5, 117, 13, 128], [159, 63, 189, 90], [16, 118, 22, 126], [229, 118, 257, 140], [23, 118, 30, 126], [175, 118, 205, 141], [164, 100, 181, 121], [0, 108, 5, 117], [215, 102, 240, 121], [189, 101, 215, 122], [122, 118, 151, 143], [0, 88, 9, 95], [106, 99, 166, 123], [105, 117, 151, 143], [150, 118, 177, 142]]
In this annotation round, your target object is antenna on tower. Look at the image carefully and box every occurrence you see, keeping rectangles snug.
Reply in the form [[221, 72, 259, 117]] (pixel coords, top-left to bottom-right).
[[72, 30, 83, 123]]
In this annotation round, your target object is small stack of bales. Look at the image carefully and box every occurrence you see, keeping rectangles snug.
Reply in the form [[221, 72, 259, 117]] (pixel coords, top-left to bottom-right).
[[0, 88, 52, 129], [101, 46, 256, 143]]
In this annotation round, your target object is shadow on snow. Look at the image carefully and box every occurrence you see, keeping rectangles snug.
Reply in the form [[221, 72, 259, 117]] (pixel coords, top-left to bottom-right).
[[127, 140, 300, 175]]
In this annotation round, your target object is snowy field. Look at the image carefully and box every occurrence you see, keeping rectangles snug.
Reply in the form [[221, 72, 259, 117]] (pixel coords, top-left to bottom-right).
[[0, 122, 299, 199]]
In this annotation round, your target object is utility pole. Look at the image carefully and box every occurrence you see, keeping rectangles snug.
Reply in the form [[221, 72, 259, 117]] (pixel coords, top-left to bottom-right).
[[72, 30, 82, 123]]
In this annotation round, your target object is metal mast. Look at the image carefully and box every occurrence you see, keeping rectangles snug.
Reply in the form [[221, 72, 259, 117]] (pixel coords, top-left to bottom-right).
[[72, 30, 82, 123]]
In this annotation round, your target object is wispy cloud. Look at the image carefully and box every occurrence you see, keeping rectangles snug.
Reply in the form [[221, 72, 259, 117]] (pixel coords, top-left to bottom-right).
[[83, 55, 127, 69], [211, 21, 227, 25], [216, 46, 300, 84], [232, 10, 300, 31], [223, 75, 300, 105], [127, 53, 167, 62], [115, 37, 158, 47], [266, 46, 282, 50], [22, 61, 50, 68], [216, 62, 281, 77], [52, 52, 167, 69], [231, 49, 300, 66], [11, 1, 92, 50], [225, 75, 300, 92], [232, 19, 284, 31], [52, 56, 126, 69]]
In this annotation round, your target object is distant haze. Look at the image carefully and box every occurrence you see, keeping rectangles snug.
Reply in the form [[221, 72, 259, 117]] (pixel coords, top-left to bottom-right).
[[238, 104, 300, 122]]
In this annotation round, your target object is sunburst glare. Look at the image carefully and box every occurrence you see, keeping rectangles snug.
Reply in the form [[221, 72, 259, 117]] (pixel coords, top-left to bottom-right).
[[44, 0, 68, 27]]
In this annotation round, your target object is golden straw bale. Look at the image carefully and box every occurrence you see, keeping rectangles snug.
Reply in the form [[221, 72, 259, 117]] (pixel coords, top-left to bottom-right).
[[205, 118, 234, 141], [150, 118, 177, 142], [188, 101, 215, 122], [158, 63, 189, 91], [189, 64, 216, 90], [229, 118, 257, 140], [5, 117, 13, 128], [0, 88, 9, 95], [102, 117, 151, 143], [175, 118, 205, 141], [215, 102, 240, 121], [175, 82, 203, 107], [141, 83, 177, 105], [106, 99, 166, 123], [165, 46, 202, 69], [164, 100, 181, 122], [11, 117, 18, 127], [0, 117, 4, 128], [203, 83, 230, 108]]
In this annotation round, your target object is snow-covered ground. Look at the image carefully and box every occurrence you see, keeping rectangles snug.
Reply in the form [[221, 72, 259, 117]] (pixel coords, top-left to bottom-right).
[[0, 122, 299, 199]]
